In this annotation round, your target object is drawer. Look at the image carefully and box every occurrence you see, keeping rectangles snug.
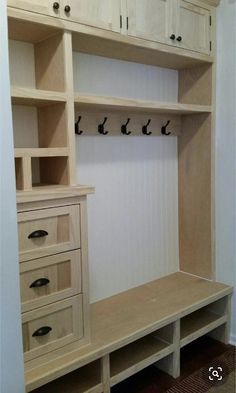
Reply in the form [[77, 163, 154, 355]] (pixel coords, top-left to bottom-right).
[[20, 250, 81, 312], [22, 295, 83, 361], [18, 205, 80, 262]]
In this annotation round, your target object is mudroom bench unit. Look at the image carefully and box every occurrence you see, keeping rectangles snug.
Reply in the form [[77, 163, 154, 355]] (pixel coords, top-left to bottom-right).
[[7, 0, 233, 392]]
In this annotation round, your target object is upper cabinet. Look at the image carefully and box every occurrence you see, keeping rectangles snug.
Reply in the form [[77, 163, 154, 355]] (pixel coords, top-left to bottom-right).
[[126, 0, 174, 46], [126, 0, 212, 55], [60, 0, 121, 32], [176, 1, 211, 54], [7, 0, 61, 17], [8, 0, 212, 55]]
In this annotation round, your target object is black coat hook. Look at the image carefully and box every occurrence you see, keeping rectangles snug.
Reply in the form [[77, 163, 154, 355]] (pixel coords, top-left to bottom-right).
[[121, 118, 131, 135], [142, 119, 152, 135], [98, 117, 109, 135], [161, 120, 171, 135], [75, 116, 83, 135]]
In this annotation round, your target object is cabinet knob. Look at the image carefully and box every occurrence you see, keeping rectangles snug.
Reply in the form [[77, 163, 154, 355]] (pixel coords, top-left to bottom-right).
[[64, 5, 71, 13], [170, 34, 176, 40], [176, 36, 182, 42], [32, 326, 52, 337], [53, 2, 60, 10]]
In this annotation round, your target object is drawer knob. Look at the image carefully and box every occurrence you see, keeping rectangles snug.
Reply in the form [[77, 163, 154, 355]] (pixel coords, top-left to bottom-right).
[[28, 230, 48, 239], [170, 34, 176, 40], [32, 326, 52, 337], [53, 2, 60, 10], [64, 5, 71, 13], [176, 36, 182, 42], [30, 278, 50, 288]]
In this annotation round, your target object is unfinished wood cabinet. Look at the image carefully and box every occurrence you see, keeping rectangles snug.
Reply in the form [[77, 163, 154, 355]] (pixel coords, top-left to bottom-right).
[[126, 0, 173, 45], [176, 0, 212, 54], [22, 295, 83, 361], [7, 0, 60, 17], [20, 250, 82, 312], [60, 0, 121, 32], [18, 205, 80, 262]]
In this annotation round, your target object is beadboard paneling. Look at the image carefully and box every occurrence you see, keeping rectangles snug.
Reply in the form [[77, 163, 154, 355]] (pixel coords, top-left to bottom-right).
[[73, 53, 178, 102], [76, 137, 179, 302]]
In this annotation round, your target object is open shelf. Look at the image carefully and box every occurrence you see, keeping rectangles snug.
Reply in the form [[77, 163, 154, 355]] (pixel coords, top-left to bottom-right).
[[180, 305, 227, 348], [74, 94, 212, 115], [11, 87, 67, 106], [14, 148, 69, 158], [110, 331, 174, 386], [32, 360, 102, 393]]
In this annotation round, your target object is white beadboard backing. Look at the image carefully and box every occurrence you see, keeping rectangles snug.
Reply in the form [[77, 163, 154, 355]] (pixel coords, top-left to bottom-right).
[[77, 136, 179, 302], [8, 40, 35, 88], [73, 52, 178, 102]]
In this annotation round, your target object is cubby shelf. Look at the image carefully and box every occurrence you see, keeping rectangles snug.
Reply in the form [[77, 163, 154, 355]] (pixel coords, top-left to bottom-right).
[[14, 148, 69, 158], [11, 87, 67, 106], [110, 335, 174, 386], [74, 94, 212, 115], [180, 308, 227, 348]]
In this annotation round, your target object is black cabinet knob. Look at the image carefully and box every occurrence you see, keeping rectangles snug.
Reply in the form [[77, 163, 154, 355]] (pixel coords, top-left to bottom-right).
[[28, 230, 48, 239], [32, 326, 52, 337], [64, 5, 71, 13], [170, 34, 176, 40], [176, 36, 182, 42], [30, 278, 50, 288], [53, 2, 60, 10]]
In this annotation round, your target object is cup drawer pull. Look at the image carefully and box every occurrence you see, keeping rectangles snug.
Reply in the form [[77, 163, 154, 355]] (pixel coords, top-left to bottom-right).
[[28, 230, 48, 239], [30, 278, 50, 288], [32, 326, 52, 337]]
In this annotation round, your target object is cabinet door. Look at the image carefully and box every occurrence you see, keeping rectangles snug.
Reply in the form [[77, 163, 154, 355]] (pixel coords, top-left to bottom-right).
[[126, 0, 174, 45], [7, 0, 60, 17], [177, 1, 211, 54], [60, 0, 121, 33]]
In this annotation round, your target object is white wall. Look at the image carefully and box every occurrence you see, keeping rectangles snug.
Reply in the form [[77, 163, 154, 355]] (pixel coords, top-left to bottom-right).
[[0, 2, 25, 392], [216, 0, 236, 344], [75, 54, 179, 302]]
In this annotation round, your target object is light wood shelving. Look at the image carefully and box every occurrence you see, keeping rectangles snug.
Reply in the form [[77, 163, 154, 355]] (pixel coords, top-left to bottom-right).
[[14, 148, 69, 158], [74, 94, 212, 115], [11, 87, 67, 106]]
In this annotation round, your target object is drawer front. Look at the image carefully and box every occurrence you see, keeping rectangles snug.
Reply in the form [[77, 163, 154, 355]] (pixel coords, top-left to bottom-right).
[[18, 205, 80, 262], [20, 250, 81, 312], [22, 295, 83, 361]]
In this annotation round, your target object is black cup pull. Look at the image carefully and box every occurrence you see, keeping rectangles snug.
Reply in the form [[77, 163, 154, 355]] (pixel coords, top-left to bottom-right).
[[32, 326, 52, 337], [28, 230, 48, 239], [30, 278, 50, 289], [64, 5, 71, 13], [53, 2, 60, 10], [170, 34, 176, 40], [176, 36, 182, 42]]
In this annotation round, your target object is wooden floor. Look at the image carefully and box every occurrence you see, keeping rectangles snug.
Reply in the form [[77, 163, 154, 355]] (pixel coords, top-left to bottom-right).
[[26, 272, 232, 391]]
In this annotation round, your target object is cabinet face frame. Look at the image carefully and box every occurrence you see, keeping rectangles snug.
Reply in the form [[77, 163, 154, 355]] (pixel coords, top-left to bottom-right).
[[59, 0, 121, 33]]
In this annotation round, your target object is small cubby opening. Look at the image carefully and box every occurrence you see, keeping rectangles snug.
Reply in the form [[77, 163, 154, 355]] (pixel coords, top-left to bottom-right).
[[110, 324, 174, 386], [32, 157, 69, 188], [180, 298, 228, 347], [32, 360, 102, 393], [12, 103, 68, 149], [8, 32, 66, 92], [15, 158, 23, 190]]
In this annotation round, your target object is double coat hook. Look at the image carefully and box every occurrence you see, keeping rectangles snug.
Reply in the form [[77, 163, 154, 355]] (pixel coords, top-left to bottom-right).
[[142, 119, 152, 135], [121, 118, 131, 135], [98, 117, 109, 135]]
